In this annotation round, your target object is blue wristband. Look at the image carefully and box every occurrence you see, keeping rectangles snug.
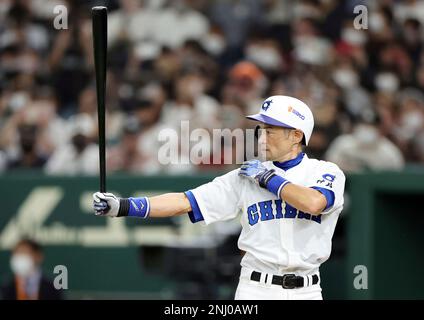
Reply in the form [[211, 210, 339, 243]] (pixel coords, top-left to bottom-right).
[[266, 175, 290, 197], [127, 197, 150, 218]]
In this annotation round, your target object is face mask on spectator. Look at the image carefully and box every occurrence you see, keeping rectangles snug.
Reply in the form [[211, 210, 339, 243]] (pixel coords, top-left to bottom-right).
[[8, 92, 29, 112], [246, 45, 281, 71], [341, 28, 367, 46], [332, 68, 358, 89], [354, 125, 379, 145], [10, 254, 35, 277], [203, 34, 226, 56], [375, 73, 399, 93], [401, 111, 424, 133], [294, 36, 330, 65], [369, 13, 385, 33]]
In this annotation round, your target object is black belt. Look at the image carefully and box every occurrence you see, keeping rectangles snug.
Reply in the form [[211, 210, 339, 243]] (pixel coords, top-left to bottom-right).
[[250, 271, 319, 289]]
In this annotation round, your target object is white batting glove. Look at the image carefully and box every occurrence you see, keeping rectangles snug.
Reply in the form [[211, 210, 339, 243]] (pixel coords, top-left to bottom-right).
[[239, 160, 291, 197], [239, 159, 269, 185], [93, 192, 120, 217]]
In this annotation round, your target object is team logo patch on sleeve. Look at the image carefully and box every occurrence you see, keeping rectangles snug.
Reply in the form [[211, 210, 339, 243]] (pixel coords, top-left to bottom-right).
[[316, 173, 335, 188]]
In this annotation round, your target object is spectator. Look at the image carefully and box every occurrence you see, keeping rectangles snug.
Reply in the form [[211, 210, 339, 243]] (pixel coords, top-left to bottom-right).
[[394, 0, 424, 25], [222, 61, 267, 117], [292, 17, 332, 66], [325, 113, 404, 172], [391, 88, 424, 161], [0, 0, 49, 52], [7, 124, 47, 170], [1, 239, 63, 300], [44, 114, 99, 175], [48, 12, 92, 116], [162, 71, 220, 131], [210, 0, 264, 64], [0, 0, 423, 175], [108, 0, 157, 47], [153, 0, 210, 49], [107, 117, 145, 173]]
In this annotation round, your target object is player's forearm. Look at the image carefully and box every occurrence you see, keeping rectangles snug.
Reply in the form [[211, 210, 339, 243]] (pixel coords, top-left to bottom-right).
[[93, 192, 193, 218], [148, 193, 192, 218], [280, 184, 327, 215]]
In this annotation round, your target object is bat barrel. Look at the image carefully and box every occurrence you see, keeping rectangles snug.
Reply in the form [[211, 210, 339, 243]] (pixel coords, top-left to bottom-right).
[[92, 6, 108, 192]]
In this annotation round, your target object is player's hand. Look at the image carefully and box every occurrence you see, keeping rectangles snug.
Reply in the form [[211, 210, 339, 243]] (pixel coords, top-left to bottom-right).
[[239, 160, 270, 185], [240, 160, 291, 196], [92, 192, 120, 217]]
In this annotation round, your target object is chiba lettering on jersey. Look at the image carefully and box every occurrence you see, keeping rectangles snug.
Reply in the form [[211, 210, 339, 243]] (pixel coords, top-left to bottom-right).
[[246, 200, 322, 226]]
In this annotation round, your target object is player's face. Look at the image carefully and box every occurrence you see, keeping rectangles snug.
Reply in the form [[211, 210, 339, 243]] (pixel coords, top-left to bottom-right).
[[258, 124, 302, 161]]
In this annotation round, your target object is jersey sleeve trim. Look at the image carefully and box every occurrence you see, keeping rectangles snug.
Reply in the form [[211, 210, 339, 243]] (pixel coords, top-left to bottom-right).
[[311, 186, 335, 210], [185, 190, 205, 223]]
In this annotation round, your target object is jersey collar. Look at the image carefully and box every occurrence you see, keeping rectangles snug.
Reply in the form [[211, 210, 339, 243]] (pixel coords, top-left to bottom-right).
[[273, 152, 305, 171]]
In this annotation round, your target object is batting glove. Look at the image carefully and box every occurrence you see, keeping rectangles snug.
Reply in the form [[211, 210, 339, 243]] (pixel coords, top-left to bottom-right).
[[239, 160, 291, 197], [239, 160, 269, 185], [93, 192, 150, 218], [93, 192, 121, 217]]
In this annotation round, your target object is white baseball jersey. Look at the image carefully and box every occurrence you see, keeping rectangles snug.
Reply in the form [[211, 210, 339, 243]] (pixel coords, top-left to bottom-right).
[[185, 152, 345, 276]]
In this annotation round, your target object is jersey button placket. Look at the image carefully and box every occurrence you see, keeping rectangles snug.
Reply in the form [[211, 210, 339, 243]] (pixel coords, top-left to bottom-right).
[[279, 204, 296, 273], [278, 218, 289, 273]]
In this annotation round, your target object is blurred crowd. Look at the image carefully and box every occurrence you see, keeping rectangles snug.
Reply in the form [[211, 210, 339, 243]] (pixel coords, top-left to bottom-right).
[[1, 0, 424, 175]]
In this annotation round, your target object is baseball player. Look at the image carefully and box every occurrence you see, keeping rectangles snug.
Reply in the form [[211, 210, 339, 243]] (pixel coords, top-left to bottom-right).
[[93, 95, 345, 300]]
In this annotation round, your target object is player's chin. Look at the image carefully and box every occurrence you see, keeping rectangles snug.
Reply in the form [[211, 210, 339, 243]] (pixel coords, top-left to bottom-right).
[[259, 149, 272, 161]]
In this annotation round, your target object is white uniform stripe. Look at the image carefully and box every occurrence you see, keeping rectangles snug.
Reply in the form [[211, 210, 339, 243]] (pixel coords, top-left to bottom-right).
[[144, 197, 150, 219]]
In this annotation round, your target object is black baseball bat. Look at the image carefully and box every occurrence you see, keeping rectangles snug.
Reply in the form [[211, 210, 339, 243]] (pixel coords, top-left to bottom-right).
[[92, 6, 108, 193]]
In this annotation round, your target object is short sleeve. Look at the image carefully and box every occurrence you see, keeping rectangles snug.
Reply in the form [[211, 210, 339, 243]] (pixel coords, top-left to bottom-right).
[[310, 162, 346, 214], [185, 169, 242, 225]]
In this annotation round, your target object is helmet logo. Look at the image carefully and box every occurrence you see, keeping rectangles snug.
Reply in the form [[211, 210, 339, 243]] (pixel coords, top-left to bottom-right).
[[261, 99, 273, 111], [288, 105, 305, 120]]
